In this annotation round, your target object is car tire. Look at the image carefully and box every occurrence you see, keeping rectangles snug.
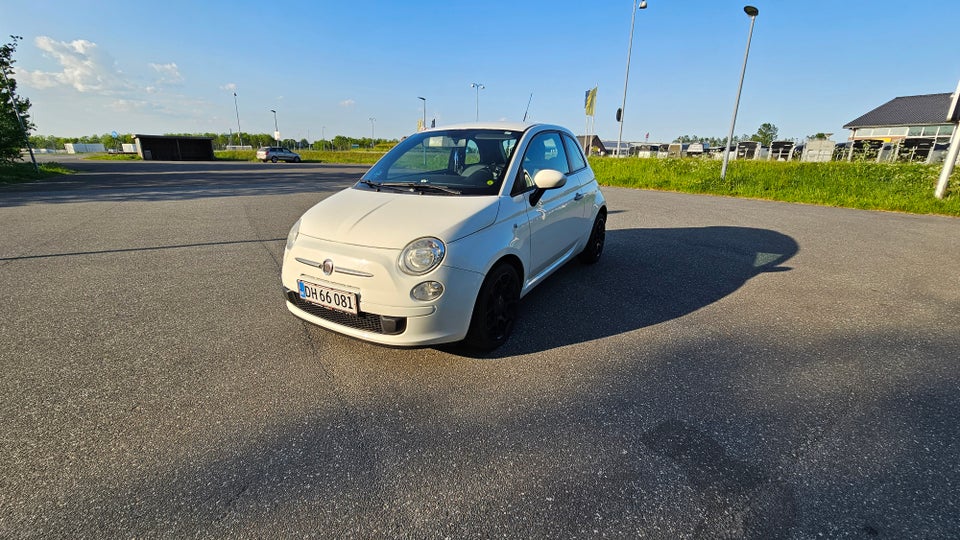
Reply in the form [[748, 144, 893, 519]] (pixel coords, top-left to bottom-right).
[[293, 156, 301, 163], [271, 156, 278, 163], [464, 263, 520, 351], [578, 211, 606, 264]]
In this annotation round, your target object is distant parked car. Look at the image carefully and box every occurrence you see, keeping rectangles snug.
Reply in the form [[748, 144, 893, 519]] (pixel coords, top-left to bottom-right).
[[257, 146, 301, 163]]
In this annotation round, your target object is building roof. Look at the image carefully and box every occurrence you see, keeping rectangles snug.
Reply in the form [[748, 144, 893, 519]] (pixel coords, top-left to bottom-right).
[[843, 93, 952, 128], [578, 135, 605, 152]]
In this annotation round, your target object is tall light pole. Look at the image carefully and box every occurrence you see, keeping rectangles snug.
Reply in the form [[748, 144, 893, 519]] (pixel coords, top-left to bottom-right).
[[418, 96, 427, 131], [270, 109, 279, 146], [321, 126, 325, 151], [369, 117, 376, 148], [720, 5, 759, 180], [616, 0, 647, 158], [233, 92, 243, 148], [471, 82, 484, 121]]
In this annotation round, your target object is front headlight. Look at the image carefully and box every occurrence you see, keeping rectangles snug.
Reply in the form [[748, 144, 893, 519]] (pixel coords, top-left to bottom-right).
[[285, 218, 301, 252], [399, 237, 445, 275]]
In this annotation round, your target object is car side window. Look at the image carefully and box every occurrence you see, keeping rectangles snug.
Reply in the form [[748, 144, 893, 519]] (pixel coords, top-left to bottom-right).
[[512, 132, 569, 195], [562, 134, 587, 172], [464, 139, 480, 166]]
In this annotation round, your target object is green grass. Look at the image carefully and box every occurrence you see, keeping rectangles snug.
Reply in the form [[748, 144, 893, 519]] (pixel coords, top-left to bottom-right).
[[84, 153, 141, 160], [215, 149, 386, 164], [589, 157, 960, 217], [0, 161, 76, 185]]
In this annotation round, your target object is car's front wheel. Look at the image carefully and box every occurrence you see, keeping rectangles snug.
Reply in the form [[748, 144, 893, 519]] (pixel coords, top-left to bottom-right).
[[271, 156, 278, 163], [578, 211, 606, 264], [293, 156, 301, 163], [464, 263, 520, 351]]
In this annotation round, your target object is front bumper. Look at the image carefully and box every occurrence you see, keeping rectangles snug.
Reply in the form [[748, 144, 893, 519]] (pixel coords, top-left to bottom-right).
[[284, 288, 407, 335], [281, 239, 485, 346]]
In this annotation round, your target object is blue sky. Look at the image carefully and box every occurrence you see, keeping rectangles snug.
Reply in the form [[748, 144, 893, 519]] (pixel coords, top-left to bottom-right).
[[4, 0, 960, 143]]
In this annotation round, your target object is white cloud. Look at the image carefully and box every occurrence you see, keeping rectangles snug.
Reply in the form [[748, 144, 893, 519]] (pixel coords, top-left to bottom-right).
[[109, 99, 148, 113], [339, 99, 356, 108], [149, 62, 183, 85], [18, 36, 184, 95], [221, 83, 237, 92], [18, 36, 129, 93]]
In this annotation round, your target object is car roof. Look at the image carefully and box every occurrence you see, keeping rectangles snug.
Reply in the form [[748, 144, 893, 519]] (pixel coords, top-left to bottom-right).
[[420, 121, 567, 135]]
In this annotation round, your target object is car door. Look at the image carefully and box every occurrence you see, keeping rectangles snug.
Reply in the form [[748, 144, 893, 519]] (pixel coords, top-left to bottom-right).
[[516, 131, 588, 278]]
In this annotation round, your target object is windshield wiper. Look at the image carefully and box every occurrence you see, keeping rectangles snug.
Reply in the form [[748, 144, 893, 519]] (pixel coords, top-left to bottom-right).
[[358, 179, 406, 192], [382, 182, 462, 195]]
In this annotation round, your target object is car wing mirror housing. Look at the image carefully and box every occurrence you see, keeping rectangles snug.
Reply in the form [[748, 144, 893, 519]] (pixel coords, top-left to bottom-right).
[[529, 169, 567, 206]]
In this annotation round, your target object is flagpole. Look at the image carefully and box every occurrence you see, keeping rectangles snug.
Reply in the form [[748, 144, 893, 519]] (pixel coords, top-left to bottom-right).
[[584, 114, 590, 156], [589, 85, 597, 156]]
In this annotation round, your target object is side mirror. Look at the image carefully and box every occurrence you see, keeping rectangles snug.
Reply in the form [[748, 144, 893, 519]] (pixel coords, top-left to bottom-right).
[[532, 169, 567, 190], [529, 169, 568, 206]]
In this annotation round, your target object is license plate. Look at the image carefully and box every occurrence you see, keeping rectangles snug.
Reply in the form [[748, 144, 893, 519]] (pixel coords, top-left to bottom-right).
[[297, 279, 358, 314]]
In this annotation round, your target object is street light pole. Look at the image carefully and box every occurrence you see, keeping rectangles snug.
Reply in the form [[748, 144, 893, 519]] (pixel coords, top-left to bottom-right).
[[369, 117, 376, 148], [471, 83, 484, 121], [233, 92, 243, 148], [616, 0, 647, 159], [418, 96, 427, 131], [720, 5, 759, 180], [270, 109, 279, 146]]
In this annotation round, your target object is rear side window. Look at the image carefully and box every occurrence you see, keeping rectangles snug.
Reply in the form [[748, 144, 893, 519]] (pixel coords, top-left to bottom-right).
[[562, 134, 587, 172]]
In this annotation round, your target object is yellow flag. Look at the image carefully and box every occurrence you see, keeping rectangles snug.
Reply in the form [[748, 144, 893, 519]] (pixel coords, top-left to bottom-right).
[[585, 87, 597, 117]]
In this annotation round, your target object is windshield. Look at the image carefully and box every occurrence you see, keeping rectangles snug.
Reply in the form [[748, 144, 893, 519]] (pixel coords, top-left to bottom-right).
[[358, 129, 522, 195]]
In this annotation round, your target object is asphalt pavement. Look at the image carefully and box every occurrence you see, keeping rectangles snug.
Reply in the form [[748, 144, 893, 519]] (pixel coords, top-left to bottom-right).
[[1, 160, 958, 538]]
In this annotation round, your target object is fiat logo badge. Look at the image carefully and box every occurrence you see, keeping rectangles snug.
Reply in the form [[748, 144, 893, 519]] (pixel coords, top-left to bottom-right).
[[322, 259, 334, 275]]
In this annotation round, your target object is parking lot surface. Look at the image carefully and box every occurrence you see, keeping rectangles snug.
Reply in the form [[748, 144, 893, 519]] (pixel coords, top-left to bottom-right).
[[1, 160, 958, 538]]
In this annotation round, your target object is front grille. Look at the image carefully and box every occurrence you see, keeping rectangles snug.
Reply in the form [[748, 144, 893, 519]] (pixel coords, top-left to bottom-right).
[[285, 290, 406, 335]]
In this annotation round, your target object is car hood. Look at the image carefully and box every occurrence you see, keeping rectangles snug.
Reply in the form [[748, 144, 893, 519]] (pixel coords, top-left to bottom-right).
[[298, 187, 500, 248]]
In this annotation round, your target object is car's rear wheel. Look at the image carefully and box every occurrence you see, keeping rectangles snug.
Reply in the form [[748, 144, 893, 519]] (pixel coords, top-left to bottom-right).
[[578, 211, 606, 264], [271, 156, 278, 163], [464, 263, 520, 351]]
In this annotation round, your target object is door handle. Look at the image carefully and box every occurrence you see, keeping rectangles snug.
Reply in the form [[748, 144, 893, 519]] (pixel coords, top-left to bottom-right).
[[574, 192, 584, 201]]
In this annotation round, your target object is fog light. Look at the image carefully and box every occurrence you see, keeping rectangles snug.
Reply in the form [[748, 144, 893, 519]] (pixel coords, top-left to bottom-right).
[[411, 281, 444, 301]]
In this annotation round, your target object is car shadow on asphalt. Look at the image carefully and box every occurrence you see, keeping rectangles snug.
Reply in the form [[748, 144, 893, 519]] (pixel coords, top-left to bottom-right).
[[452, 225, 799, 358]]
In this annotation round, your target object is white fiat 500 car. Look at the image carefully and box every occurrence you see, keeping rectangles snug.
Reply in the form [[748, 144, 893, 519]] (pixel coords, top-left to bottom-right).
[[281, 122, 606, 350]]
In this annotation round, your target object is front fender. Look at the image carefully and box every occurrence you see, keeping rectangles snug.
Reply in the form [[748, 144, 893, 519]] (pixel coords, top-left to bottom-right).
[[443, 196, 530, 280]]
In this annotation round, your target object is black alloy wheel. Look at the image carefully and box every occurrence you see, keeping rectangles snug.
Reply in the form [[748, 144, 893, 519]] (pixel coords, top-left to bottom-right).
[[578, 212, 606, 264], [464, 264, 521, 351]]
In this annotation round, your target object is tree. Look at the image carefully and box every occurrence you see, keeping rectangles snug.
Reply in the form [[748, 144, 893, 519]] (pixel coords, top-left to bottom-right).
[[1, 35, 34, 164], [751, 123, 779, 147]]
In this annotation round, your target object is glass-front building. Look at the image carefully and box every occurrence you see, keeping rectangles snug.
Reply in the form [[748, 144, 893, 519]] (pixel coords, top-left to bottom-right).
[[843, 93, 956, 162]]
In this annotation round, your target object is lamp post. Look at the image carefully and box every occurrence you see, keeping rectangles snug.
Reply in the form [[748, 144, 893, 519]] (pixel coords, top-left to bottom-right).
[[270, 109, 279, 146], [369, 117, 376, 148], [616, 0, 647, 158], [233, 92, 243, 148], [720, 5, 759, 180], [321, 126, 325, 151], [418, 96, 427, 131], [470, 82, 484, 121]]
